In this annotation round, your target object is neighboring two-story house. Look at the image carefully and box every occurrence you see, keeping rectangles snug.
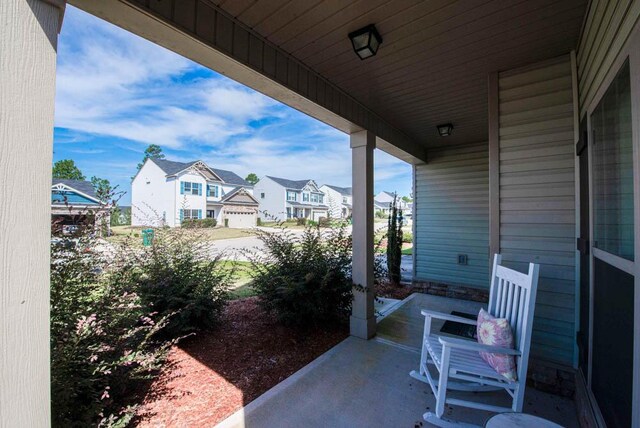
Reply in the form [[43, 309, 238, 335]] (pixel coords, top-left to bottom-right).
[[319, 184, 352, 219], [254, 176, 328, 221], [132, 159, 258, 228]]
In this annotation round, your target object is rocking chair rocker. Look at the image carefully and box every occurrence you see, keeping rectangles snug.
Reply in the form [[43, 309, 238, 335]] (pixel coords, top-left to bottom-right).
[[410, 254, 540, 426]]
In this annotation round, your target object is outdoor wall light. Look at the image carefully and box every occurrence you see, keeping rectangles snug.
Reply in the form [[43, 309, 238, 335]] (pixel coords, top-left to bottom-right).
[[348, 24, 382, 60], [437, 123, 454, 137]]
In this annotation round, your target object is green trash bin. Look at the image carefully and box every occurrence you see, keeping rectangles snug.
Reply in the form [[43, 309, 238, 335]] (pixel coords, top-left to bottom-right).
[[142, 228, 154, 246]]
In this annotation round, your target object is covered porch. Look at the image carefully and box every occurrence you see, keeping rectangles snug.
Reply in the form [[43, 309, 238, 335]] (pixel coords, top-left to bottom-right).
[[3, 0, 640, 426], [218, 293, 579, 428]]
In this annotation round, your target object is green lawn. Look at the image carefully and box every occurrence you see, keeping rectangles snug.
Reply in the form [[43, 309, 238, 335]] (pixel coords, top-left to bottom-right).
[[107, 225, 256, 243], [401, 246, 413, 256], [222, 260, 259, 300]]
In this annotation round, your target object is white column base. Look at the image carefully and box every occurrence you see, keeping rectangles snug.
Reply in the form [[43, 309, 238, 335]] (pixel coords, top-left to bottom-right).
[[350, 313, 377, 340]]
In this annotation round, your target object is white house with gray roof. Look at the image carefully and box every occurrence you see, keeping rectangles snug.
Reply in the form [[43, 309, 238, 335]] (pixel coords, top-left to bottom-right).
[[254, 176, 328, 222], [132, 158, 258, 228], [319, 184, 352, 219]]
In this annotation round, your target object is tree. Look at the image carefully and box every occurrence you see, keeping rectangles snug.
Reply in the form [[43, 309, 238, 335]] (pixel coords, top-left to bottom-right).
[[386, 196, 404, 286], [91, 176, 113, 203], [245, 173, 259, 185], [401, 195, 412, 203], [137, 144, 165, 171], [52, 159, 85, 180]]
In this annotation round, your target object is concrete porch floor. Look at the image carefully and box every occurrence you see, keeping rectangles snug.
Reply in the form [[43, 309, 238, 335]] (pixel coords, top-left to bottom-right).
[[217, 294, 579, 428]]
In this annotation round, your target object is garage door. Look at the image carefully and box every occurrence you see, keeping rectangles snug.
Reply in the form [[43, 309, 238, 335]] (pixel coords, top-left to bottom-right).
[[226, 211, 256, 228], [312, 211, 325, 222]]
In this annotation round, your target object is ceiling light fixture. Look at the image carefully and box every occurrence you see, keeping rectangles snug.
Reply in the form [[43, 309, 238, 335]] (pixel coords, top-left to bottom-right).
[[348, 24, 383, 60], [437, 123, 454, 137]]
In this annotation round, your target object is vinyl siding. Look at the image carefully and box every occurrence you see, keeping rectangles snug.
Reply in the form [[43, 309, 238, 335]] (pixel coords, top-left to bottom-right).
[[576, 0, 640, 116], [498, 55, 576, 365], [414, 142, 490, 288]]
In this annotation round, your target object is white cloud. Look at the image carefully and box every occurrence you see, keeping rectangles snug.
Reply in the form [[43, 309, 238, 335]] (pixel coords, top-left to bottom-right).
[[54, 6, 413, 200]]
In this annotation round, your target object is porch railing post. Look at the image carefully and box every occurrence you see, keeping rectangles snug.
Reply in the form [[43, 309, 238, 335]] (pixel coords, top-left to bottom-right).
[[0, 0, 64, 425], [350, 130, 376, 339]]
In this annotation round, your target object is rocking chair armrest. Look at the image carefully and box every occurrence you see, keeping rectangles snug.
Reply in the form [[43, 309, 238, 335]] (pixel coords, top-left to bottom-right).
[[420, 309, 478, 325], [438, 336, 521, 356]]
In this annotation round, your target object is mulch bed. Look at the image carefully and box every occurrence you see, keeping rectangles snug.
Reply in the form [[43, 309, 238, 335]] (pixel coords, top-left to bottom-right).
[[136, 297, 348, 427], [375, 280, 414, 300]]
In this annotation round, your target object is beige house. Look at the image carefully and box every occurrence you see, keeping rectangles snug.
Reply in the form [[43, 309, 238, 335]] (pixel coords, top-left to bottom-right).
[[3, 1, 640, 426]]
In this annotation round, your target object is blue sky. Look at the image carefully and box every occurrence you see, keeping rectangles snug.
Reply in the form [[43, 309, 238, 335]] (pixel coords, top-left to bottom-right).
[[54, 6, 412, 206]]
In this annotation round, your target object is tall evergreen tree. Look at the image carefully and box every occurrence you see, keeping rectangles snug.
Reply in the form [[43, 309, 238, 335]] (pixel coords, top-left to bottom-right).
[[386, 195, 404, 285], [137, 144, 165, 171]]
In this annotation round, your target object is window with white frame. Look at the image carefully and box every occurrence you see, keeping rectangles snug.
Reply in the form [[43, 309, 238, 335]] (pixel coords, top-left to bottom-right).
[[287, 191, 297, 201], [303, 192, 309, 202], [181, 181, 201, 195], [180, 209, 201, 220], [310, 193, 319, 203], [207, 184, 219, 198]]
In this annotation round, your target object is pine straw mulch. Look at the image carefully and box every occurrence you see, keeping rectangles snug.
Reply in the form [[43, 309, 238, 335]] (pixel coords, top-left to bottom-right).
[[135, 297, 348, 427]]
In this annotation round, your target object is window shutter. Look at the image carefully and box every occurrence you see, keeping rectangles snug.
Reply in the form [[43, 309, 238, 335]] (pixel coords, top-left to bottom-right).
[[179, 209, 184, 221], [198, 209, 202, 219], [198, 183, 202, 196], [206, 184, 210, 196], [180, 182, 185, 194]]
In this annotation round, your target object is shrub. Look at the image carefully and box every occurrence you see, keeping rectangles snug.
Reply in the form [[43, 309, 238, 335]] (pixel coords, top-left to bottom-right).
[[403, 232, 413, 243], [181, 218, 217, 228], [51, 235, 174, 427], [375, 209, 387, 219], [131, 229, 233, 337], [318, 217, 332, 228], [256, 218, 262, 226], [247, 224, 353, 327], [51, 224, 233, 426], [296, 217, 307, 226], [386, 196, 404, 285]]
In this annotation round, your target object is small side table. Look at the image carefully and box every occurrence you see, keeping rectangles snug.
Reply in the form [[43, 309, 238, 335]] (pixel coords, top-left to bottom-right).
[[485, 413, 564, 428]]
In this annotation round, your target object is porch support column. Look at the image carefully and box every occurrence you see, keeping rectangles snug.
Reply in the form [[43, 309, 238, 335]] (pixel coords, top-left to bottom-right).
[[0, 0, 64, 426], [350, 130, 376, 339]]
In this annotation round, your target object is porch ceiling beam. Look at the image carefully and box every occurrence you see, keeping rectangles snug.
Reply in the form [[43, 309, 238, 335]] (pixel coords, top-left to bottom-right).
[[70, 0, 428, 164]]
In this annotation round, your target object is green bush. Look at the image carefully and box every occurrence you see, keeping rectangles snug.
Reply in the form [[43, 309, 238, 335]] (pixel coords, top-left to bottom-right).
[[256, 218, 262, 226], [296, 217, 307, 226], [402, 232, 413, 243], [375, 209, 387, 219], [132, 229, 233, 337], [51, 236, 173, 427], [181, 218, 217, 228], [51, 226, 233, 426], [318, 217, 331, 228], [247, 224, 353, 327]]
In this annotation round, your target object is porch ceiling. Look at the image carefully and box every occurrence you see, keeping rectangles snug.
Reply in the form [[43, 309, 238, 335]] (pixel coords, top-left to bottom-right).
[[212, 0, 587, 148]]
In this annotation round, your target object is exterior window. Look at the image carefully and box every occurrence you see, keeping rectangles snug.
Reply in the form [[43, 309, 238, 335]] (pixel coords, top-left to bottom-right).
[[207, 184, 219, 198], [206, 210, 215, 218], [303, 193, 309, 202], [591, 60, 634, 261], [180, 209, 202, 221], [319, 195, 324, 204], [181, 181, 201, 196], [287, 191, 297, 201], [342, 197, 348, 204], [310, 193, 319, 203], [261, 192, 265, 199]]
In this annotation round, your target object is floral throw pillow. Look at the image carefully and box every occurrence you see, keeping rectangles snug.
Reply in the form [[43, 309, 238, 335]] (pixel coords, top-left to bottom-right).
[[476, 308, 517, 382]]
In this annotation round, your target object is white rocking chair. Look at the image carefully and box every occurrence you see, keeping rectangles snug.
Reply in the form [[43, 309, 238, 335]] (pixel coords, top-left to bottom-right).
[[410, 254, 540, 427]]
